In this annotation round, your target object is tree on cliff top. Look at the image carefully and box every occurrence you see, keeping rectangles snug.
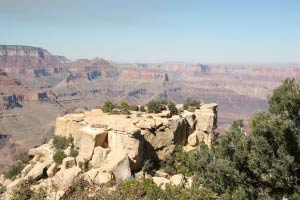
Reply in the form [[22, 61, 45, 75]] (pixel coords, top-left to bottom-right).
[[102, 101, 116, 113]]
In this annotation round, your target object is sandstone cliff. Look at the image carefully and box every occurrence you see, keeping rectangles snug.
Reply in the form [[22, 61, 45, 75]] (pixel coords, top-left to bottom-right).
[[0, 102, 217, 199]]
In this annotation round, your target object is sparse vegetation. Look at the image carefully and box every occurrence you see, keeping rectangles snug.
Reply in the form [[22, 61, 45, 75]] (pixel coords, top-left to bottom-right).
[[168, 102, 178, 115], [102, 101, 139, 115], [102, 101, 116, 113], [13, 147, 31, 164], [11, 180, 47, 200], [3, 148, 30, 180], [3, 162, 24, 180], [52, 135, 72, 150], [183, 98, 201, 110], [53, 150, 66, 164], [62, 178, 91, 200], [146, 99, 178, 115]]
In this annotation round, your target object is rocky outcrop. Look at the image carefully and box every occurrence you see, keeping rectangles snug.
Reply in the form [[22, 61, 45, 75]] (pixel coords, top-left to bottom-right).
[[187, 103, 218, 148], [1, 103, 217, 199]]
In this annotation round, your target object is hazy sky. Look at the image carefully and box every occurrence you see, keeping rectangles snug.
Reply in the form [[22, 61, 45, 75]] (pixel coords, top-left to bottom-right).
[[1, 0, 299, 63]]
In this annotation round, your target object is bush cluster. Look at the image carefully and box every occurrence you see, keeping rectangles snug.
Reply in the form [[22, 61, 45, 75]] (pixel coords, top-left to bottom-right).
[[146, 99, 178, 115], [183, 98, 201, 111], [102, 101, 140, 114]]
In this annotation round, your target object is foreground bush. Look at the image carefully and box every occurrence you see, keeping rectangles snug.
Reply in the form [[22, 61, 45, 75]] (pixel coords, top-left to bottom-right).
[[62, 177, 216, 200]]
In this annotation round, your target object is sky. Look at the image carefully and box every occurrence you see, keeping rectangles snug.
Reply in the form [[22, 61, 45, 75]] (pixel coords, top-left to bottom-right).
[[0, 0, 299, 63]]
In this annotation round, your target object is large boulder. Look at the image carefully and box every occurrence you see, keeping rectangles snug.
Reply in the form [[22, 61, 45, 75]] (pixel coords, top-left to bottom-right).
[[195, 103, 217, 132], [107, 130, 144, 171], [91, 146, 110, 168], [102, 151, 132, 182], [76, 126, 108, 163], [170, 174, 186, 187], [48, 166, 81, 193], [187, 132, 198, 147], [193, 103, 218, 146]]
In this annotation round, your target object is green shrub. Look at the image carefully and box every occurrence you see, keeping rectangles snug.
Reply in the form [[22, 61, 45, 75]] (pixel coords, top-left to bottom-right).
[[183, 98, 201, 110], [69, 149, 79, 157], [102, 101, 116, 113], [168, 102, 178, 115], [161, 145, 194, 176], [53, 150, 66, 164], [52, 135, 71, 150], [117, 179, 162, 199], [119, 101, 130, 110], [140, 105, 146, 112], [146, 99, 167, 113], [4, 162, 25, 180]]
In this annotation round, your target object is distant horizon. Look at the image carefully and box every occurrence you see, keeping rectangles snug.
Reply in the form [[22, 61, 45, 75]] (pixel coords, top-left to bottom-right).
[[1, 0, 300, 63], [1, 44, 300, 66]]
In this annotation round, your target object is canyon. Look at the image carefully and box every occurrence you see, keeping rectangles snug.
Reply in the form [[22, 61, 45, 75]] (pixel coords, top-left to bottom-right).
[[1, 45, 300, 172]]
